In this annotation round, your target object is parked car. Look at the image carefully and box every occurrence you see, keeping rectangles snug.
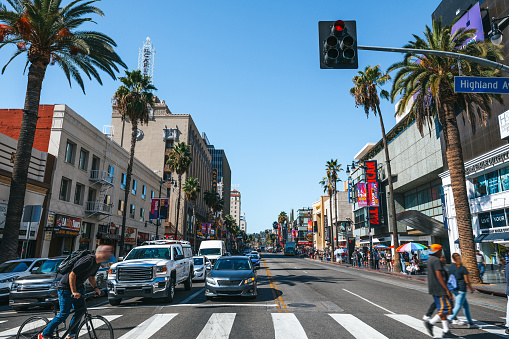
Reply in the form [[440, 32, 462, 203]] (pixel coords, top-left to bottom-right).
[[205, 256, 257, 299], [0, 258, 46, 301], [107, 240, 194, 306], [246, 254, 260, 269], [9, 256, 112, 311], [192, 256, 211, 281]]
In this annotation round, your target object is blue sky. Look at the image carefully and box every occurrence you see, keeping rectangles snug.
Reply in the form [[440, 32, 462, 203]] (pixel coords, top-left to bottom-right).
[[0, 0, 442, 233]]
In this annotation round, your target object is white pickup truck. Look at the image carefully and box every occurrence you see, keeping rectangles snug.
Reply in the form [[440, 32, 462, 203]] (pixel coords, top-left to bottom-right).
[[107, 240, 194, 305]]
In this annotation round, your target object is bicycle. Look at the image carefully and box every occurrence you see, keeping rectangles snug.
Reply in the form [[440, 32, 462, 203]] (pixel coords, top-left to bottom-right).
[[16, 291, 113, 339]]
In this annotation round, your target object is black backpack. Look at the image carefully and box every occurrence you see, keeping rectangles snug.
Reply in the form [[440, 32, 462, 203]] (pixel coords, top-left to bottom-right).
[[57, 250, 91, 275]]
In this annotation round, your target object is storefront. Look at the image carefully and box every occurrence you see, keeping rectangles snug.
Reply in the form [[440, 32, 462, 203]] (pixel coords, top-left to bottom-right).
[[79, 222, 94, 250], [46, 213, 81, 257], [124, 227, 137, 253]]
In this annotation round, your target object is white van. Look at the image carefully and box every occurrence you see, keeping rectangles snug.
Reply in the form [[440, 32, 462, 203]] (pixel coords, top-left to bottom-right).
[[198, 240, 226, 264]]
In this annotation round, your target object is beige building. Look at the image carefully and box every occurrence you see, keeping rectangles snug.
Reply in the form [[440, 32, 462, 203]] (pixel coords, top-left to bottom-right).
[[312, 196, 329, 251], [111, 98, 212, 245], [230, 190, 241, 227]]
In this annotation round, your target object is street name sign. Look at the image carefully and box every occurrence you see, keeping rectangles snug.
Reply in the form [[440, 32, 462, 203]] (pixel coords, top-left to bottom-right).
[[455, 76, 509, 94]]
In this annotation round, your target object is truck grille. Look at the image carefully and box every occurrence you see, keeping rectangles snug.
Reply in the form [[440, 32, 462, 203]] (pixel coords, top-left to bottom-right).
[[118, 267, 153, 281], [0, 287, 10, 294], [217, 280, 242, 286]]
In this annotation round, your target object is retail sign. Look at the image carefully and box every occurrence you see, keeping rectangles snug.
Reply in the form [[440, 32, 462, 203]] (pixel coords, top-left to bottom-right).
[[489, 226, 509, 234], [454, 76, 509, 94], [125, 227, 137, 244], [212, 169, 218, 192], [464, 149, 509, 176], [54, 214, 80, 236], [499, 110, 509, 140]]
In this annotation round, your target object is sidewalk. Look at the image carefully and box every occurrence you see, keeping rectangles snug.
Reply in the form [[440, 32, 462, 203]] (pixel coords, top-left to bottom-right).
[[305, 257, 508, 297]]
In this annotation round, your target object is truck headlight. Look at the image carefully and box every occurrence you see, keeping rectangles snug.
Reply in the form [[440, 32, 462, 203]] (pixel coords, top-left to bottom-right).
[[108, 268, 117, 275], [155, 266, 167, 275], [196, 267, 204, 272], [10, 283, 18, 291], [206, 277, 217, 286], [0, 276, 17, 284], [243, 277, 255, 285]]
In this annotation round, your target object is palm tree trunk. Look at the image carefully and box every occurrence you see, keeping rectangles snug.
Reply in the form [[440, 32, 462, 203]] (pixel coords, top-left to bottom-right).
[[376, 106, 401, 273], [193, 203, 197, 253], [329, 192, 334, 255], [119, 120, 138, 257], [443, 100, 481, 283], [183, 202, 188, 241], [0, 61, 47, 263], [334, 181, 339, 249], [174, 173, 182, 240]]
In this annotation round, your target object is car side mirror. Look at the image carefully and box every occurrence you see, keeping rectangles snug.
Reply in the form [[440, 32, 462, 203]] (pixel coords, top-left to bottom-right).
[[31, 267, 39, 273], [176, 254, 184, 260], [118, 257, 124, 262]]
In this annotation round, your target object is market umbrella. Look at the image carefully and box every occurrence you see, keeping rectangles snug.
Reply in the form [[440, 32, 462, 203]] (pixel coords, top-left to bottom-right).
[[373, 244, 388, 249], [396, 243, 427, 252]]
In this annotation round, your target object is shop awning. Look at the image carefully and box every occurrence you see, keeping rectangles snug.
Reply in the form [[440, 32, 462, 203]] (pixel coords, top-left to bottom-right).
[[396, 210, 447, 238], [454, 234, 486, 244], [481, 232, 509, 242]]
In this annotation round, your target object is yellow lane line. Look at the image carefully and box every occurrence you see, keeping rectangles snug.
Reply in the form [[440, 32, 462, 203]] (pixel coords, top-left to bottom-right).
[[263, 259, 289, 313]]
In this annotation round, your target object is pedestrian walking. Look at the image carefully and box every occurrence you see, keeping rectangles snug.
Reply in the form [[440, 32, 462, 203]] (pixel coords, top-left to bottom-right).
[[476, 250, 486, 282], [447, 253, 478, 328], [39, 245, 113, 339], [374, 250, 380, 270], [423, 244, 457, 338], [423, 255, 448, 321]]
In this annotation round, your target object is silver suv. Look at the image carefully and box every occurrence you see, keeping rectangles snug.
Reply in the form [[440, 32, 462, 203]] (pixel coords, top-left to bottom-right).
[[107, 240, 194, 305]]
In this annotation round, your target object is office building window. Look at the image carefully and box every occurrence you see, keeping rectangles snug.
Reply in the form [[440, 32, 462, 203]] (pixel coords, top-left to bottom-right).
[[151, 190, 155, 199], [142, 185, 147, 199], [140, 208, 145, 222], [78, 148, 89, 171], [74, 183, 85, 205], [118, 200, 124, 216], [64, 140, 76, 165], [132, 179, 137, 195], [130, 204, 135, 219], [59, 177, 72, 201], [121, 173, 127, 190], [107, 165, 114, 183]]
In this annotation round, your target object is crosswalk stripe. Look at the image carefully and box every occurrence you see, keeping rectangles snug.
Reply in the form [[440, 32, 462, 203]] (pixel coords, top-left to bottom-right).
[[118, 313, 177, 339], [386, 314, 442, 338], [0, 321, 6, 324], [0, 317, 52, 339], [457, 316, 507, 337], [329, 314, 388, 339], [196, 313, 236, 339], [78, 315, 122, 337], [272, 313, 307, 339]]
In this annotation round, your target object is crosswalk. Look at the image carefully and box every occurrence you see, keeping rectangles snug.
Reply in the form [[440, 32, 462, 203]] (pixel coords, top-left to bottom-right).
[[1, 312, 507, 339]]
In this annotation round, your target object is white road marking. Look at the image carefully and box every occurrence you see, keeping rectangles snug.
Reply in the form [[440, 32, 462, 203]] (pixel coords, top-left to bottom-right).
[[78, 315, 121, 337], [0, 321, 6, 324], [272, 313, 307, 339], [0, 317, 53, 339], [330, 314, 388, 339], [196, 313, 236, 339], [118, 313, 177, 339], [386, 314, 442, 338], [179, 288, 205, 304], [458, 316, 507, 337], [342, 289, 395, 314], [89, 303, 277, 310]]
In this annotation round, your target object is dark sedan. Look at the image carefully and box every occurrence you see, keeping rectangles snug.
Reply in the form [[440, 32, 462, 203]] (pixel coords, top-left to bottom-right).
[[205, 256, 257, 299], [246, 254, 260, 268]]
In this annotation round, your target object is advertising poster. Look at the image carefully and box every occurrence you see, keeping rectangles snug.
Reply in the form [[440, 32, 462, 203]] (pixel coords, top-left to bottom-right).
[[125, 227, 137, 244], [451, 2, 484, 48], [160, 199, 169, 219], [357, 183, 367, 207], [307, 220, 313, 233], [149, 199, 159, 220], [368, 182, 379, 207], [54, 214, 81, 236]]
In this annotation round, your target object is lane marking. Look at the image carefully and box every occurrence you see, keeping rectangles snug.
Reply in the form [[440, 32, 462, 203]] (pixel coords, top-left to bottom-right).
[[264, 259, 289, 313], [0, 317, 53, 339], [78, 315, 122, 337], [343, 289, 395, 314], [272, 313, 307, 339], [386, 314, 442, 338], [179, 288, 205, 304], [196, 313, 235, 339], [0, 321, 6, 324], [173, 303, 277, 307], [118, 313, 177, 339], [330, 314, 388, 339]]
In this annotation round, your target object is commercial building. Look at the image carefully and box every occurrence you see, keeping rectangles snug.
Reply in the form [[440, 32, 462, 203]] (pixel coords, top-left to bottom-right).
[[312, 196, 329, 251], [111, 98, 212, 246], [0, 105, 163, 257], [294, 207, 313, 249], [230, 189, 241, 227], [239, 212, 247, 232]]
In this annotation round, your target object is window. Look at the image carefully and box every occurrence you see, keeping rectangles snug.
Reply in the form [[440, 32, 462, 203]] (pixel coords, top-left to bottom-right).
[[486, 171, 500, 195], [74, 183, 85, 205], [140, 208, 145, 222], [107, 165, 114, 184], [142, 185, 147, 199], [121, 173, 127, 190], [132, 179, 137, 195], [151, 190, 155, 199], [64, 140, 76, 165], [78, 149, 89, 171], [129, 204, 135, 219], [59, 177, 72, 201], [118, 200, 124, 216], [501, 167, 509, 191]]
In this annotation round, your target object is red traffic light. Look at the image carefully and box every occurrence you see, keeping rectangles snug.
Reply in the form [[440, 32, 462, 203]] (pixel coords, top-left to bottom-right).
[[334, 20, 345, 32]]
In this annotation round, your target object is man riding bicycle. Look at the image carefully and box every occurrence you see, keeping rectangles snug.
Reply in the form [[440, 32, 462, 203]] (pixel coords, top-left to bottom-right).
[[39, 245, 113, 339]]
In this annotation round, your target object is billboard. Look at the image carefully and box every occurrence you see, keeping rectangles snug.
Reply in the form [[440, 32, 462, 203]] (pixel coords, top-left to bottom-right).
[[451, 2, 484, 48], [54, 214, 81, 236], [357, 183, 367, 207]]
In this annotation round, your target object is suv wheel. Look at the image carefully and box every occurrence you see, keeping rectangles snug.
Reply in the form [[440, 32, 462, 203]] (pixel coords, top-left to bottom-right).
[[184, 272, 192, 291], [166, 277, 175, 303], [108, 298, 122, 306]]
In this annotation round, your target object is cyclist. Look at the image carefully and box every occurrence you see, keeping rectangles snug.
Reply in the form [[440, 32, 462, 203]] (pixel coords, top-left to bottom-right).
[[39, 245, 113, 339]]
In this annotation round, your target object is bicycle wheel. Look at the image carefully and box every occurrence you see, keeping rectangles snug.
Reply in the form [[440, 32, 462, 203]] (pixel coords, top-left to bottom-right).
[[17, 316, 49, 339], [77, 315, 114, 339]]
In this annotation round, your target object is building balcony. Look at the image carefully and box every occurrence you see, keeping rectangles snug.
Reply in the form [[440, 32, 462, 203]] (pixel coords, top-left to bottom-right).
[[89, 170, 114, 185], [85, 201, 112, 215]]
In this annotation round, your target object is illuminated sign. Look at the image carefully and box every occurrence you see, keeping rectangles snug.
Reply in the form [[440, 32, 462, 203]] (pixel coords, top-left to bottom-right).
[[365, 160, 380, 226]]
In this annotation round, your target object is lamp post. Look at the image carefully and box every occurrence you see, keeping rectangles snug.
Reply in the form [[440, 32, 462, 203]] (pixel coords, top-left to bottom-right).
[[155, 178, 166, 240], [490, 15, 509, 45]]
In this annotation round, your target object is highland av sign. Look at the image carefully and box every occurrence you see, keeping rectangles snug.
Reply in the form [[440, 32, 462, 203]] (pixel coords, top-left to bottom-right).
[[454, 76, 509, 94]]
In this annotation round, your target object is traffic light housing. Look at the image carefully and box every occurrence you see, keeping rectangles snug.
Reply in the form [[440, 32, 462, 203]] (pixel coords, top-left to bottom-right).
[[319, 20, 358, 69]]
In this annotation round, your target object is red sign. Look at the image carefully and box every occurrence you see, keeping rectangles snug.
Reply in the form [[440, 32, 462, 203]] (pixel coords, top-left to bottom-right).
[[365, 161, 379, 226]]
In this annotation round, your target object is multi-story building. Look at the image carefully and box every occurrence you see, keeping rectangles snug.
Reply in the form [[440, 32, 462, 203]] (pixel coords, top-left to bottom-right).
[[0, 105, 164, 257], [230, 190, 241, 227], [239, 212, 247, 232], [294, 208, 313, 248], [111, 98, 212, 247]]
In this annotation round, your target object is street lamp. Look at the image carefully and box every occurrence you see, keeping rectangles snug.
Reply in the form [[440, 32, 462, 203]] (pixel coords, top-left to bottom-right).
[[155, 178, 166, 240], [490, 15, 509, 45]]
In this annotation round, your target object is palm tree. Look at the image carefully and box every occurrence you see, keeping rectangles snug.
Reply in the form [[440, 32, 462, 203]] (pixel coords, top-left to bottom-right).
[[203, 190, 223, 239], [183, 177, 200, 251], [113, 70, 156, 256], [349, 65, 401, 273], [278, 211, 287, 249], [319, 174, 335, 254], [224, 214, 236, 250], [388, 19, 503, 283], [166, 142, 192, 240], [326, 160, 342, 252], [0, 0, 125, 262]]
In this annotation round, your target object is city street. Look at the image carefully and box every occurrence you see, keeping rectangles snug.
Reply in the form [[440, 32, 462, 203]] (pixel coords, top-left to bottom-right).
[[0, 253, 507, 338]]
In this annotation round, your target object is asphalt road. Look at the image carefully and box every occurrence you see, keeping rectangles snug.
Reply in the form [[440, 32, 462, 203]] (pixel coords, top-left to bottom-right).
[[0, 253, 508, 338]]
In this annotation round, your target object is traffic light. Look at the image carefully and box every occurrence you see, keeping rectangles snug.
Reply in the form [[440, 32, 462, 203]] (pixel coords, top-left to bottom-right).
[[319, 20, 358, 69]]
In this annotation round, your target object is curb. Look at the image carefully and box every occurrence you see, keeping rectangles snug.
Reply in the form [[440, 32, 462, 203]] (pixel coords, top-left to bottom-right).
[[304, 257, 506, 297]]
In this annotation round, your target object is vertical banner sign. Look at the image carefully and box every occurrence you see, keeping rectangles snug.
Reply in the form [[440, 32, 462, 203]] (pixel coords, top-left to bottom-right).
[[212, 168, 218, 192], [307, 220, 313, 233], [348, 178, 353, 203], [365, 161, 379, 226], [160, 199, 169, 219], [357, 183, 367, 207], [150, 199, 160, 220]]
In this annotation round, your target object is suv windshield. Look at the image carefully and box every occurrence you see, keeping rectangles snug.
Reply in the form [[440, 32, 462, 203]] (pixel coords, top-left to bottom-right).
[[198, 248, 221, 256], [193, 257, 204, 265], [35, 259, 63, 274], [214, 258, 252, 270], [125, 248, 171, 260], [0, 261, 31, 273]]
